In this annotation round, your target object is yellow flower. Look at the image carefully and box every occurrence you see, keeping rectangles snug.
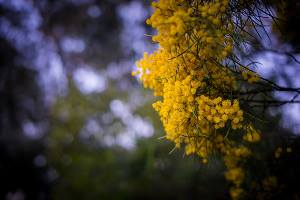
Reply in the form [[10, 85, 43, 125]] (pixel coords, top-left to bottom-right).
[[135, 2, 263, 197]]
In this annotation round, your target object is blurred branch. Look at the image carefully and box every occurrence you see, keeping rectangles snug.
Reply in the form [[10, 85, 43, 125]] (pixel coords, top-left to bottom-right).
[[262, 48, 300, 65]]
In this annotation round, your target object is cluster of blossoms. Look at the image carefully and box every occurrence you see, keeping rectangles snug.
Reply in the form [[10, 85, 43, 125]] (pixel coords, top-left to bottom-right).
[[197, 96, 244, 129], [241, 69, 260, 84], [134, 0, 263, 199]]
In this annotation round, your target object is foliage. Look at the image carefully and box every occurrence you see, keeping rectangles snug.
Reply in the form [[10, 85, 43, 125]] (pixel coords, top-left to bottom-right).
[[47, 80, 230, 200]]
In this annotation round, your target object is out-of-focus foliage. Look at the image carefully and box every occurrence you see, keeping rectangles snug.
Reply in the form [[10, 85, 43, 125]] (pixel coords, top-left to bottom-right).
[[270, 0, 300, 52], [0, 15, 48, 200], [47, 81, 228, 200], [0, 0, 140, 198]]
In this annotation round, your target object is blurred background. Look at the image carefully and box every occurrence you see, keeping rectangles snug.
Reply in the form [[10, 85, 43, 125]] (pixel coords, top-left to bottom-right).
[[0, 0, 300, 200]]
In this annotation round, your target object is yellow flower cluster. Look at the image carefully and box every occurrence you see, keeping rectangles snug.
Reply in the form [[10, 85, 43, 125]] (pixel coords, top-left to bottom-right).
[[134, 1, 263, 199], [242, 69, 260, 83], [223, 145, 251, 199], [146, 0, 234, 59], [197, 96, 243, 129], [135, 0, 260, 159], [243, 123, 261, 142], [225, 167, 245, 186]]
